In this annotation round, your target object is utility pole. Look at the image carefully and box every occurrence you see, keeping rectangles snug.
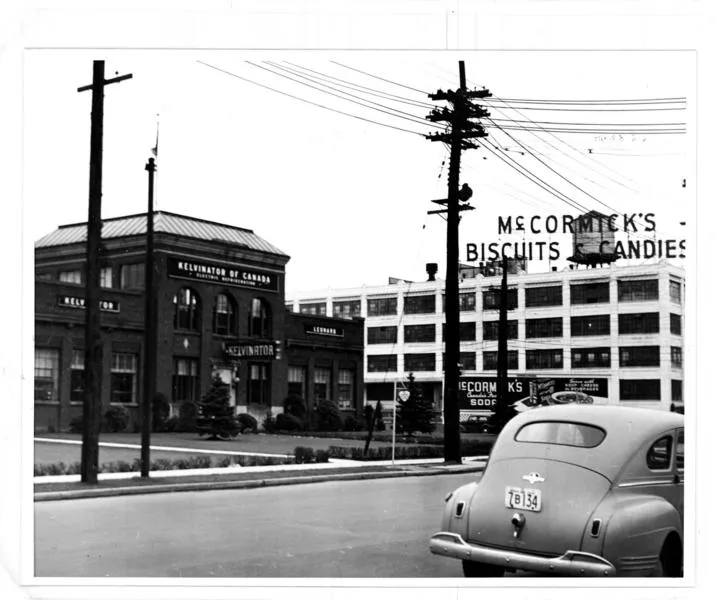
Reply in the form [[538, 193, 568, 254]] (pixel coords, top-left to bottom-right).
[[77, 61, 132, 484], [141, 157, 157, 478], [426, 62, 491, 463], [495, 256, 509, 427]]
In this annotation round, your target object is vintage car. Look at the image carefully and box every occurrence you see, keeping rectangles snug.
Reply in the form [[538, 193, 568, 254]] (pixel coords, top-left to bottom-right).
[[430, 405, 684, 577]]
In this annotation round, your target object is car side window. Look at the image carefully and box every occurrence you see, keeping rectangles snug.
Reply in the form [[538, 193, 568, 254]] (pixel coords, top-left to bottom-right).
[[646, 435, 673, 471], [676, 429, 684, 471]]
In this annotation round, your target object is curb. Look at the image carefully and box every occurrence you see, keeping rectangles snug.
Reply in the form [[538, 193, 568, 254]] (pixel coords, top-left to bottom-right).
[[34, 464, 484, 502]]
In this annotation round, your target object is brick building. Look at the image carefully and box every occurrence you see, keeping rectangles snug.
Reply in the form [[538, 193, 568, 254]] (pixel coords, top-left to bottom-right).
[[34, 211, 364, 432]]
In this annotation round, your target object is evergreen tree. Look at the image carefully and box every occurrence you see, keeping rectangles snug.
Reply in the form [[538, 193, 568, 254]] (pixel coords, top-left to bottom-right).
[[196, 374, 239, 440], [374, 400, 386, 431], [397, 372, 436, 436]]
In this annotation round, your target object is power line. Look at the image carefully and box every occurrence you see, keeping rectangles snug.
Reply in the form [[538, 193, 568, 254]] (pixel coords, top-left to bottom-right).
[[258, 61, 439, 129], [283, 61, 435, 109], [488, 96, 686, 105], [330, 60, 430, 95], [491, 118, 686, 127], [486, 125, 685, 134], [197, 61, 426, 137], [480, 104, 686, 113]]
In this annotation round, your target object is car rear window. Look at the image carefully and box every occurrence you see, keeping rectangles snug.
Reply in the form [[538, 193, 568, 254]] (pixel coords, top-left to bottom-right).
[[515, 421, 606, 448]]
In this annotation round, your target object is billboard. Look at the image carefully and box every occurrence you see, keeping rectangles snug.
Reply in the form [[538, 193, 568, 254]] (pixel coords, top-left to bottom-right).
[[458, 376, 609, 412]]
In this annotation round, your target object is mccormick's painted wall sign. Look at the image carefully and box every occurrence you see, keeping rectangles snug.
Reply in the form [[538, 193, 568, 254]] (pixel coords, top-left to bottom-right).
[[223, 341, 277, 360], [458, 376, 609, 411], [57, 295, 120, 313], [305, 324, 344, 337], [167, 257, 279, 292]]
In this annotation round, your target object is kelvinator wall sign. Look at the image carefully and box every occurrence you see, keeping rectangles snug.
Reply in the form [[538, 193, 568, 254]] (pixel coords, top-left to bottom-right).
[[57, 295, 120, 313], [168, 257, 279, 292], [223, 341, 278, 360], [458, 376, 609, 412]]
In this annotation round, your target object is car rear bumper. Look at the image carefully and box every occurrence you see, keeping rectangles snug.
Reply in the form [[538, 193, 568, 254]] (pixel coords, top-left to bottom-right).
[[430, 531, 616, 577]]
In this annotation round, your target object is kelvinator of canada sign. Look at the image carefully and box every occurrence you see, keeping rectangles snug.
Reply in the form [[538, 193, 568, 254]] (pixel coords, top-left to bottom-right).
[[459, 376, 609, 413], [168, 257, 278, 292]]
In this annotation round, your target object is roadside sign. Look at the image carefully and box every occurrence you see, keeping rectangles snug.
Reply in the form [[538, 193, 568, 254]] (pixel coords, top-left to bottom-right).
[[398, 390, 411, 402]]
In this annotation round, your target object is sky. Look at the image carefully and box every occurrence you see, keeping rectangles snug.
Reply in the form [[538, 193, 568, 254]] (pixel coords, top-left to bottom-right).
[[23, 50, 694, 296]]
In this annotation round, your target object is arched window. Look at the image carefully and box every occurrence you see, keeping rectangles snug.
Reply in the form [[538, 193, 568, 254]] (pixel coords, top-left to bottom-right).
[[173, 287, 200, 330], [213, 293, 236, 336], [249, 297, 271, 338]]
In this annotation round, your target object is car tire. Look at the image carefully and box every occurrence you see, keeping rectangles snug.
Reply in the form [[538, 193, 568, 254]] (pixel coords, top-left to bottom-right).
[[462, 560, 505, 578], [656, 535, 683, 577]]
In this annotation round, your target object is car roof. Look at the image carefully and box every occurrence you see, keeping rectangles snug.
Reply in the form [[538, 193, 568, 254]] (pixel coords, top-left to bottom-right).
[[491, 405, 684, 480]]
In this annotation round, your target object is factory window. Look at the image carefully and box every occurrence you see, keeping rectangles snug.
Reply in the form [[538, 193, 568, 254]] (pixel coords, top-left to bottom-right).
[[367, 326, 397, 345], [526, 349, 563, 370], [100, 266, 113, 289], [70, 348, 84, 403], [173, 358, 199, 404], [618, 312, 659, 335], [525, 285, 562, 307], [173, 287, 200, 331], [483, 288, 517, 310], [619, 379, 661, 401], [367, 355, 397, 373], [404, 353, 436, 372], [213, 293, 236, 336], [669, 280, 682, 304], [525, 317, 563, 339], [333, 299, 361, 320], [404, 294, 436, 314], [248, 363, 271, 405], [111, 353, 137, 404], [572, 347, 611, 369], [570, 281, 609, 305], [442, 292, 477, 312], [313, 367, 332, 404], [483, 351, 519, 370], [571, 314, 610, 337], [671, 347, 683, 368], [482, 320, 518, 341], [444, 352, 477, 372], [444, 322, 477, 342], [300, 302, 327, 316], [670, 313, 682, 335], [120, 263, 144, 290], [672, 380, 683, 403], [367, 297, 397, 316], [404, 324, 435, 344], [618, 279, 659, 302], [59, 269, 82, 285], [249, 297, 271, 338], [34, 348, 60, 403], [338, 370, 355, 410], [287, 366, 306, 400], [619, 346, 660, 367]]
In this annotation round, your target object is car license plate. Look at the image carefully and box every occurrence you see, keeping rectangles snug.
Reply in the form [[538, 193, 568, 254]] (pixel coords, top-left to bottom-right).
[[505, 486, 542, 512]]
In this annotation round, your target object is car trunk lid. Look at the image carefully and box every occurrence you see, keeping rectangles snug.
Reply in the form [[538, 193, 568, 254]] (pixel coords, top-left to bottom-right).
[[466, 457, 611, 556]]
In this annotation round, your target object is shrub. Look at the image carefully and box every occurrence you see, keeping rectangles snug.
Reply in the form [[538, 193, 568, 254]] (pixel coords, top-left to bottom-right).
[[374, 401, 386, 431], [178, 402, 197, 433], [216, 456, 234, 469], [294, 446, 316, 464], [316, 399, 343, 432], [283, 394, 307, 420], [114, 460, 134, 473], [262, 413, 277, 433], [315, 449, 330, 463], [103, 406, 130, 433], [164, 416, 178, 432], [68, 415, 84, 434], [151, 458, 175, 471], [276, 412, 304, 431], [196, 375, 239, 439], [342, 415, 359, 431], [237, 413, 258, 434], [152, 393, 171, 432]]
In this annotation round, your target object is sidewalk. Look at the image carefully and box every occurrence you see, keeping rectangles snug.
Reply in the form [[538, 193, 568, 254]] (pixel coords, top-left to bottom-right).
[[34, 456, 488, 502]]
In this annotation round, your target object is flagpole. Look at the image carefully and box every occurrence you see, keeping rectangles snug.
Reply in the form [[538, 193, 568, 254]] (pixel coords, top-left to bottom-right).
[[152, 114, 159, 209]]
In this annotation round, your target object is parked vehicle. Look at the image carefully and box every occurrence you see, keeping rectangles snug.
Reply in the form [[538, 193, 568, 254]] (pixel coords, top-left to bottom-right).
[[430, 405, 684, 577]]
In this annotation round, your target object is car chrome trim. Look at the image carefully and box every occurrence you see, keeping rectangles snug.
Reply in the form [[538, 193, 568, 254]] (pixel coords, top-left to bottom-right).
[[616, 479, 674, 488], [429, 532, 616, 577]]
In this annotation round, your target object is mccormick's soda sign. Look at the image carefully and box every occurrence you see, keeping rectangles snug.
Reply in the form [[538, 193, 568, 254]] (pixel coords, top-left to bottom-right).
[[459, 376, 609, 411]]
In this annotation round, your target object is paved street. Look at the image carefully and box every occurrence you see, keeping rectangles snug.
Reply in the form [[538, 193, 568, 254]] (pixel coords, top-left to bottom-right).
[[35, 473, 476, 578]]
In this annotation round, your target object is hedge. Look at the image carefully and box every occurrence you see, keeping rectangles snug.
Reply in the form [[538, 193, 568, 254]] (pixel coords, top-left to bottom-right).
[[326, 439, 493, 461]]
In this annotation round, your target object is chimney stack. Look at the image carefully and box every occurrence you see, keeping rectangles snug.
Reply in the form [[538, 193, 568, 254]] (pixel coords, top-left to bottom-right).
[[426, 263, 438, 281]]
